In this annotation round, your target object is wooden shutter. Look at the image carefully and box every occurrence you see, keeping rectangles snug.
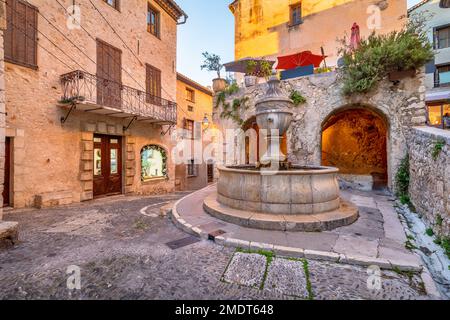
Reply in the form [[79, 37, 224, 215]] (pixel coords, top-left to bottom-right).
[[146, 64, 162, 104], [96, 40, 122, 107], [5, 0, 38, 68]]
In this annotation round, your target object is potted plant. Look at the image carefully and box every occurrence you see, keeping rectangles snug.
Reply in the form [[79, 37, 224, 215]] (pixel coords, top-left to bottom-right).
[[244, 60, 258, 87], [201, 52, 226, 93]]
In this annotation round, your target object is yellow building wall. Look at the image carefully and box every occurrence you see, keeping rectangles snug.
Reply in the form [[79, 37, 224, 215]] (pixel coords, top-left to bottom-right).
[[231, 0, 407, 66], [175, 75, 213, 191]]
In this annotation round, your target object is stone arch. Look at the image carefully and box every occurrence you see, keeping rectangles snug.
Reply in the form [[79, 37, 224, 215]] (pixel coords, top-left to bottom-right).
[[140, 144, 168, 181], [320, 104, 390, 191]]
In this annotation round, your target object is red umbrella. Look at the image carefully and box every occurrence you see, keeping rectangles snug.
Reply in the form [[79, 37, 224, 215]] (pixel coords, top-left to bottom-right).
[[350, 22, 361, 51], [276, 51, 326, 70]]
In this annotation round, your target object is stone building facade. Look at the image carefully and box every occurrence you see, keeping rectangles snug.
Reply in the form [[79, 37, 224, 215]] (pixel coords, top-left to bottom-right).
[[409, 126, 450, 236], [214, 71, 428, 192], [3, 0, 187, 208], [175, 73, 214, 191], [229, 0, 406, 66]]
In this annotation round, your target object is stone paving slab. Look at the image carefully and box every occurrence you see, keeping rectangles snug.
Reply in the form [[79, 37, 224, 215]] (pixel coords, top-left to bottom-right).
[[264, 258, 308, 298], [172, 186, 425, 272], [308, 260, 427, 300], [222, 252, 267, 288]]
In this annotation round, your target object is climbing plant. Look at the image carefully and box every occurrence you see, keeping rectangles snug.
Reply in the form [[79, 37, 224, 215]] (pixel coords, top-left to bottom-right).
[[289, 90, 307, 106], [432, 138, 446, 160], [220, 97, 250, 126], [395, 155, 411, 206]]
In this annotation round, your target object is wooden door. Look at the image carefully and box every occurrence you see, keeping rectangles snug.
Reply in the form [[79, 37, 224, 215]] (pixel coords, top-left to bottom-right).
[[97, 40, 122, 108], [93, 135, 122, 197], [207, 163, 214, 183], [2, 138, 11, 207]]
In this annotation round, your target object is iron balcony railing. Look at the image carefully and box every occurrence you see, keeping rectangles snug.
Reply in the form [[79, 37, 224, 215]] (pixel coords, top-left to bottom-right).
[[60, 70, 177, 124]]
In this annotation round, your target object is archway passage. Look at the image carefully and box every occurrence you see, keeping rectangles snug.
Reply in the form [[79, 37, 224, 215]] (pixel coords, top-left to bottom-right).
[[321, 108, 388, 190]]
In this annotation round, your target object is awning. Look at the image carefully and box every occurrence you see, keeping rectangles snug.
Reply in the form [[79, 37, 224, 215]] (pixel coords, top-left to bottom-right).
[[276, 51, 326, 70], [224, 58, 276, 75], [425, 90, 450, 102]]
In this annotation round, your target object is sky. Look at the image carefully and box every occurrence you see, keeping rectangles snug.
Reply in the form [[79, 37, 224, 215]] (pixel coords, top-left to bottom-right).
[[176, 0, 424, 87]]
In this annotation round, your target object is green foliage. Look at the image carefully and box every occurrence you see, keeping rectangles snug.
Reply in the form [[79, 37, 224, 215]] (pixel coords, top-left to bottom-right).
[[245, 60, 258, 75], [289, 90, 307, 106], [220, 97, 249, 126], [434, 237, 450, 259], [436, 215, 443, 227], [259, 59, 273, 78], [339, 12, 434, 95], [425, 228, 434, 237], [432, 139, 446, 160], [314, 66, 333, 74], [200, 52, 224, 78], [405, 239, 418, 251], [396, 155, 410, 203], [302, 259, 314, 300]]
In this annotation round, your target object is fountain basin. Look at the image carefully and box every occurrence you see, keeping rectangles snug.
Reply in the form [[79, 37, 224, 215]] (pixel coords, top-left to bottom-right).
[[217, 165, 341, 215]]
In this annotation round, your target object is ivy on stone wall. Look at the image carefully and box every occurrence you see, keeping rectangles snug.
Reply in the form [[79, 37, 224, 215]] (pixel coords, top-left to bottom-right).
[[431, 139, 446, 161], [395, 155, 413, 209]]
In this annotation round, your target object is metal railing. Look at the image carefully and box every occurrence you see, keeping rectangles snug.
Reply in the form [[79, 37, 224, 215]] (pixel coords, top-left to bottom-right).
[[60, 70, 177, 124]]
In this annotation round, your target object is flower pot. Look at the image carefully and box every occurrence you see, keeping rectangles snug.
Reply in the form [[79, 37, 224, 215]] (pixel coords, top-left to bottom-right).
[[244, 75, 257, 87], [388, 69, 416, 82], [212, 78, 227, 93]]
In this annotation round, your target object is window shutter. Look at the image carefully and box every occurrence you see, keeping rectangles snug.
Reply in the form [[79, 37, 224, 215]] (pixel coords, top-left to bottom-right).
[[4, 0, 38, 68], [194, 121, 202, 140]]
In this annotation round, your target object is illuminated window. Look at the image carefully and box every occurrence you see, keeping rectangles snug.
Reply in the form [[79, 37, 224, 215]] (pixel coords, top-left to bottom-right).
[[428, 103, 450, 128], [141, 145, 168, 181], [290, 3, 302, 26], [147, 4, 160, 38]]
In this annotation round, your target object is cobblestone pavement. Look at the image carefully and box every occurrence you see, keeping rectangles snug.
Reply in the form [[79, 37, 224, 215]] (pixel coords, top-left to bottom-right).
[[0, 193, 430, 300]]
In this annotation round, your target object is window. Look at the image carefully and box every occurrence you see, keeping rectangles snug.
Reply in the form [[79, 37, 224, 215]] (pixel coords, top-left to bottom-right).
[[427, 103, 450, 129], [187, 159, 198, 177], [103, 0, 120, 10], [435, 64, 450, 87], [186, 87, 195, 102], [436, 26, 450, 49], [141, 145, 168, 181], [4, 0, 38, 69], [184, 119, 194, 139], [146, 64, 162, 104], [147, 4, 160, 38], [188, 106, 194, 112], [290, 3, 302, 26]]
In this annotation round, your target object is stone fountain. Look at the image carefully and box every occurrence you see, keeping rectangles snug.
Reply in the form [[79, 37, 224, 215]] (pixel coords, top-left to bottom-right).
[[204, 75, 359, 232]]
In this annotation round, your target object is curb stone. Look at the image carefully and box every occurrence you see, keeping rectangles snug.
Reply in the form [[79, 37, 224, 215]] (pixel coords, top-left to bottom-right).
[[170, 188, 425, 273]]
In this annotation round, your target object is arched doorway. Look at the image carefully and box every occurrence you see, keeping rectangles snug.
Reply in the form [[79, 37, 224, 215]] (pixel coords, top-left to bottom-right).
[[242, 116, 288, 165], [321, 107, 388, 190]]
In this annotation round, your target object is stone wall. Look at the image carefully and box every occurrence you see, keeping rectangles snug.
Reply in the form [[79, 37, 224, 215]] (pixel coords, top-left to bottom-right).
[[409, 127, 450, 236], [5, 0, 180, 207], [214, 71, 427, 191]]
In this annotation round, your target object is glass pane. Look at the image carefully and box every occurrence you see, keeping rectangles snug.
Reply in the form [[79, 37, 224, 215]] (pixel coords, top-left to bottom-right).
[[428, 105, 442, 126], [439, 71, 450, 85], [110, 138, 119, 144], [141, 148, 164, 180], [110, 149, 118, 174], [94, 148, 102, 176], [94, 137, 101, 143]]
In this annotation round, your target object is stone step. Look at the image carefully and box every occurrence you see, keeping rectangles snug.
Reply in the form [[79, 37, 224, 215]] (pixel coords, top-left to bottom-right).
[[34, 191, 74, 209], [0, 221, 18, 249]]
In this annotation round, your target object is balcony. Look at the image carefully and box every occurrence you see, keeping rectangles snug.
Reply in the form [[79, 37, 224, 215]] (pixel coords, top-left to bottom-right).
[[59, 70, 177, 125]]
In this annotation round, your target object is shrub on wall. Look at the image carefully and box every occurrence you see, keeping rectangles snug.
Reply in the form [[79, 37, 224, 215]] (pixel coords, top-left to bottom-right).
[[339, 13, 434, 95], [395, 155, 411, 206]]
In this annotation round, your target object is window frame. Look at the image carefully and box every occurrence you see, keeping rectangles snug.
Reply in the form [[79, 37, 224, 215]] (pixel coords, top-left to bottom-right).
[[186, 87, 195, 103], [434, 64, 450, 88], [184, 119, 195, 140], [140, 145, 168, 182], [4, 0, 39, 70], [426, 102, 450, 129], [102, 0, 120, 11], [436, 25, 450, 50], [289, 2, 303, 27], [147, 3, 161, 38], [187, 159, 198, 177], [146, 63, 162, 104]]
